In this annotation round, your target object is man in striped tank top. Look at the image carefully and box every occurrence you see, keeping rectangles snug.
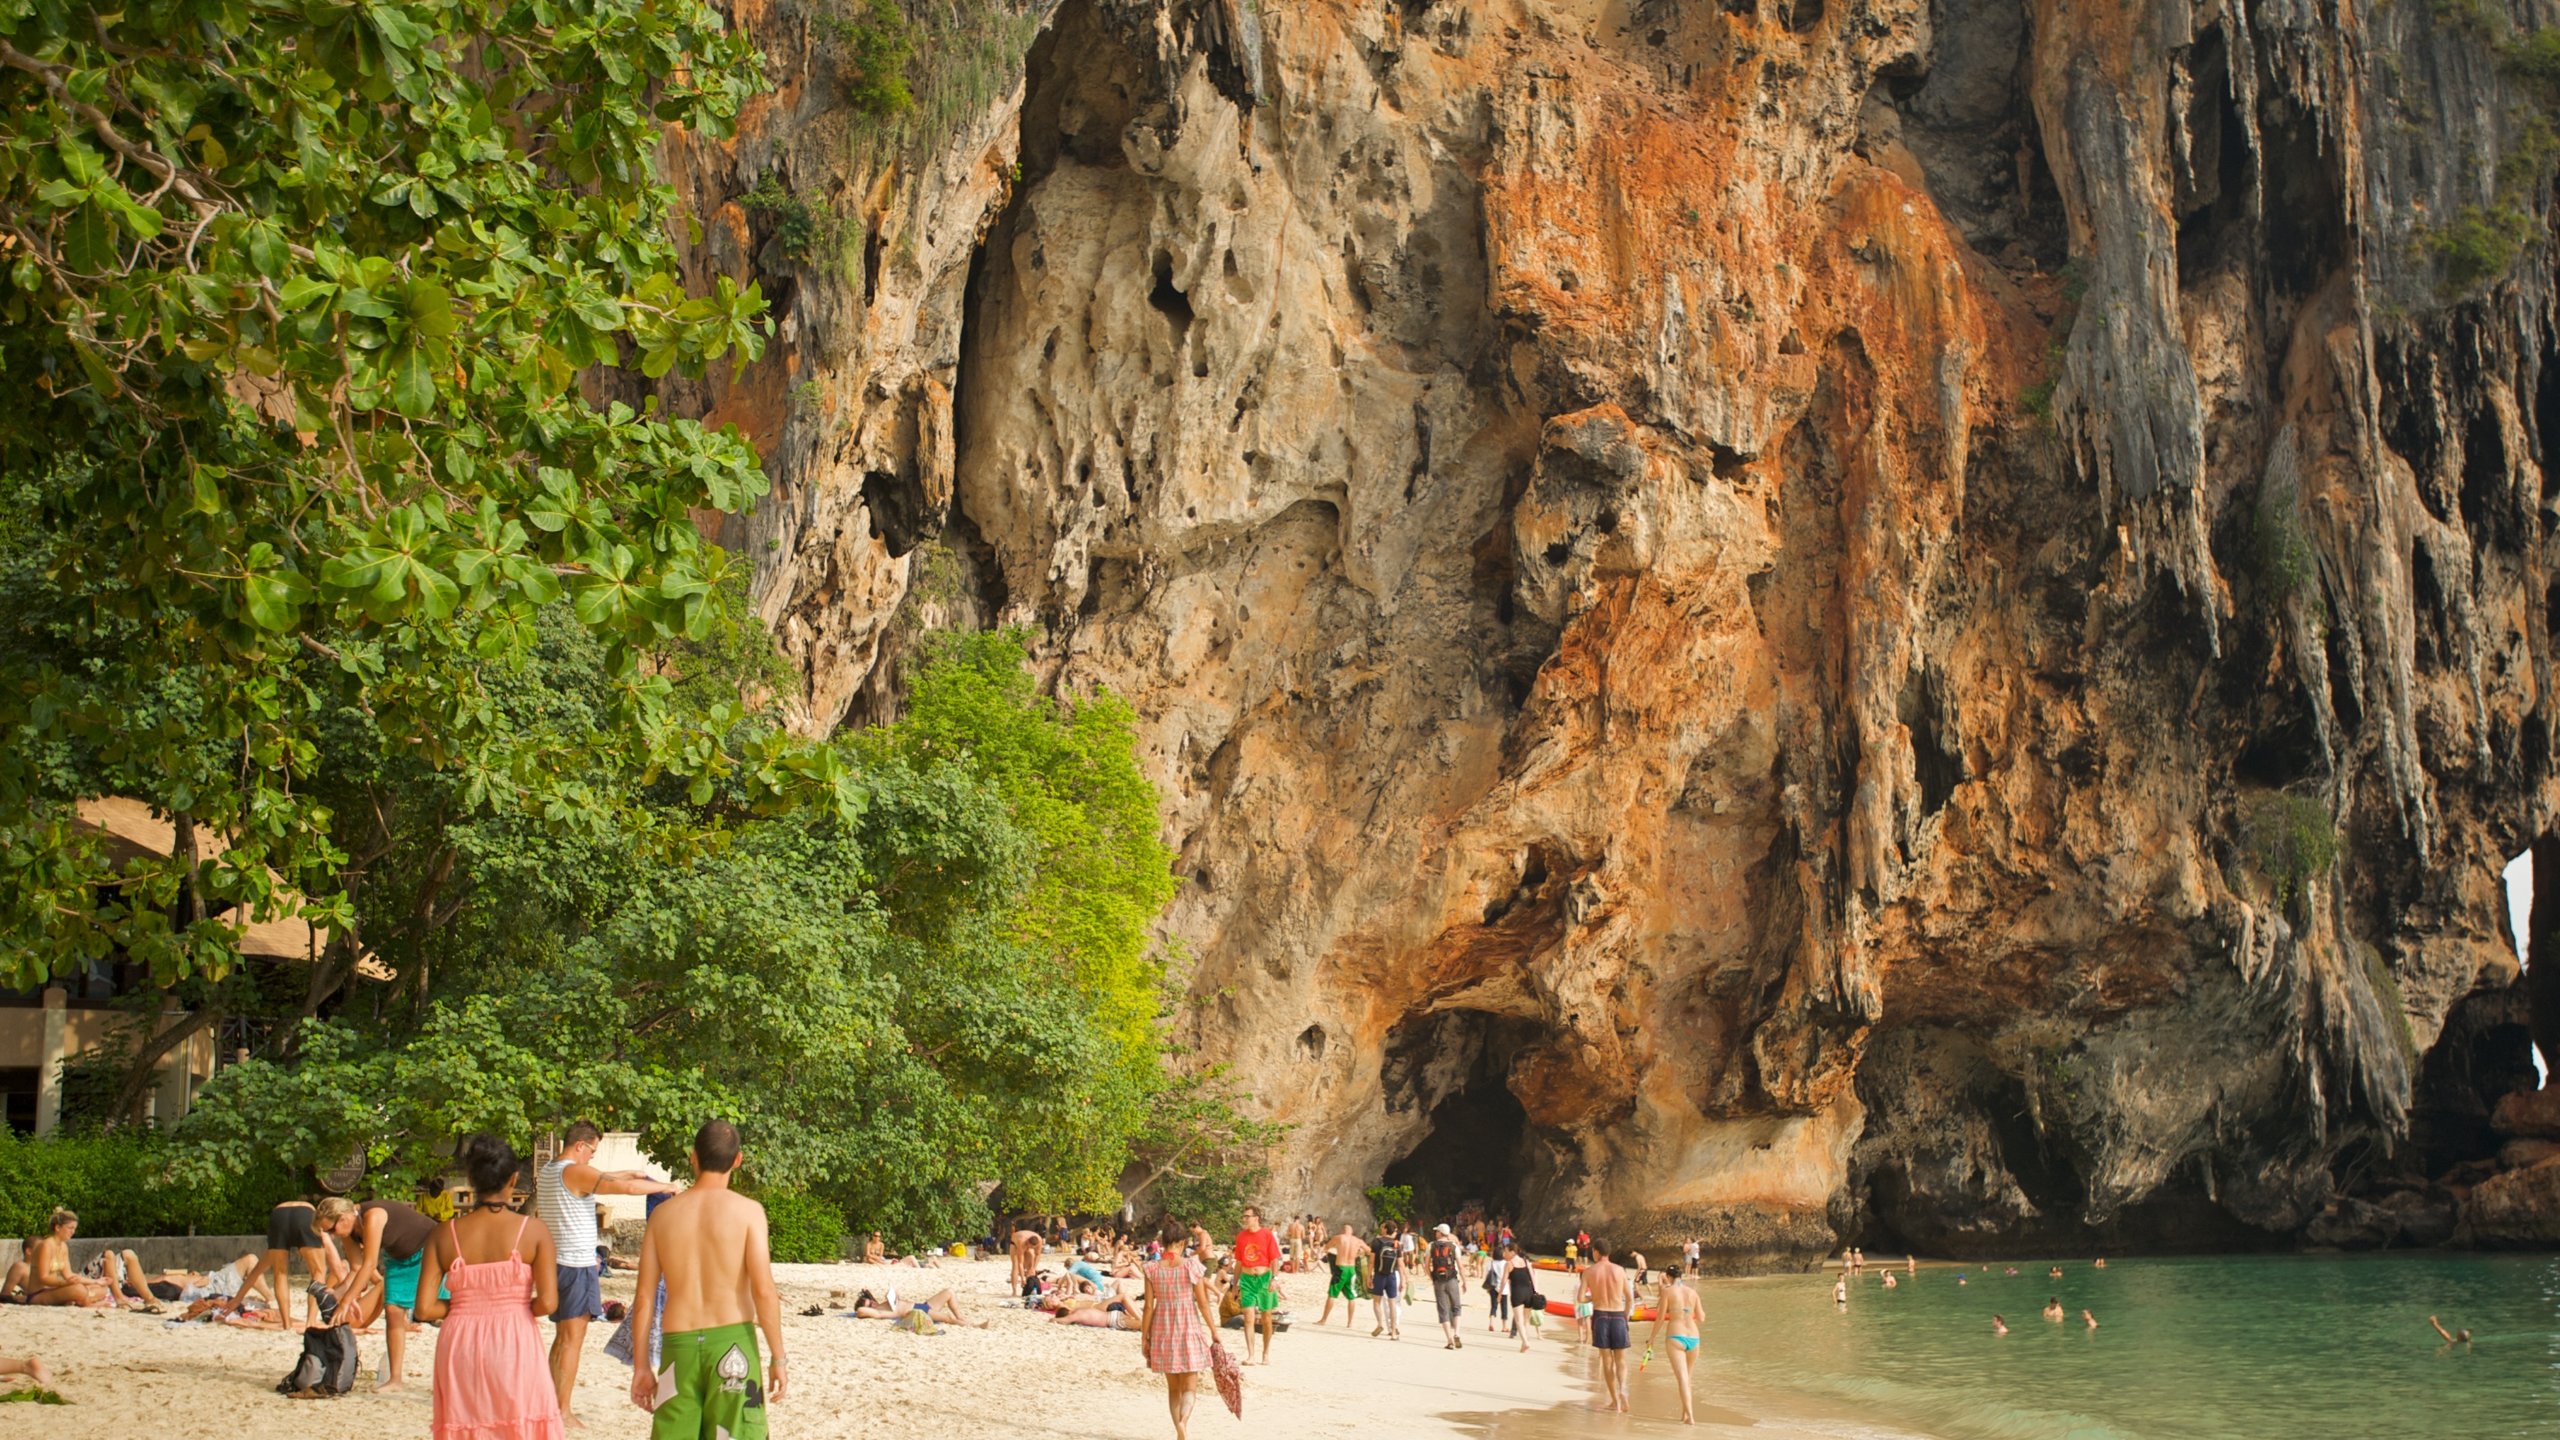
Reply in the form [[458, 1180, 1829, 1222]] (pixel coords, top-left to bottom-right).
[[537, 1120, 680, 1423]]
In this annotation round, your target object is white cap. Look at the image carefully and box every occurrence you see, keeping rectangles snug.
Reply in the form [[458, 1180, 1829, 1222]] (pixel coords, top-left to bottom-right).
[[1434, 1223, 1452, 1234]]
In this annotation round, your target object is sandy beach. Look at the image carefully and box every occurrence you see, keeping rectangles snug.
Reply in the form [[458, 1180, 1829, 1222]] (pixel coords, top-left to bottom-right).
[[0, 1256, 1797, 1438]]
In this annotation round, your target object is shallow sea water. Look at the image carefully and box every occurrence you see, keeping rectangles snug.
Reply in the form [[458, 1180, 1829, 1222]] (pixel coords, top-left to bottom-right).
[[1470, 1252, 2560, 1439]]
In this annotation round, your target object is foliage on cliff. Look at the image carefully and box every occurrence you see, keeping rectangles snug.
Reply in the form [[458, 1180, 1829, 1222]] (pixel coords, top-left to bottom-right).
[[0, 0, 784, 993]]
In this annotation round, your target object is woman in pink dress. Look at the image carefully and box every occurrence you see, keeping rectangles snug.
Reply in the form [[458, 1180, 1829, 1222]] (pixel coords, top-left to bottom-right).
[[415, 1135, 563, 1440], [1140, 1215, 1222, 1440]]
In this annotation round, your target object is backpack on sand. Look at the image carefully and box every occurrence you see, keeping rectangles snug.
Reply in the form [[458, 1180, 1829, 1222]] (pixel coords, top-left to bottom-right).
[[278, 1323, 360, 1397]]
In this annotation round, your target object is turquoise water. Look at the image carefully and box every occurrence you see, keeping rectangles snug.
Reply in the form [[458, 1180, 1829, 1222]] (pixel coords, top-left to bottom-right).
[[1658, 1253, 2560, 1439]]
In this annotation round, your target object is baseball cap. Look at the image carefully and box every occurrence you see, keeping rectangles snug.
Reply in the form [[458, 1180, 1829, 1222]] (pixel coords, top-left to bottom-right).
[[1434, 1223, 1451, 1234]]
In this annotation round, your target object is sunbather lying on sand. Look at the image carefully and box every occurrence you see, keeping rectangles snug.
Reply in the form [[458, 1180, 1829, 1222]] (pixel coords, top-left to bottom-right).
[[1, 1353, 52, 1390], [848, 1287, 986, 1327]]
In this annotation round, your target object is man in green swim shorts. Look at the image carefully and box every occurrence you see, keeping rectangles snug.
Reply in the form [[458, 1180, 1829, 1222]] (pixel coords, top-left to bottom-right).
[[630, 1120, 786, 1439], [1318, 1223, 1370, 1328], [1231, 1206, 1282, 1365]]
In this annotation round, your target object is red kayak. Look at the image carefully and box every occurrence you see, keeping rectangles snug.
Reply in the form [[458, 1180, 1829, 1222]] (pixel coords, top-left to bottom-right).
[[1542, 1298, 1658, 1321]]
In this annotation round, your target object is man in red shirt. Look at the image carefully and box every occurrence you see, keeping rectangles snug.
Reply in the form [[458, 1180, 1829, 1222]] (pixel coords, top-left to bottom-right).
[[1232, 1204, 1282, 1364]]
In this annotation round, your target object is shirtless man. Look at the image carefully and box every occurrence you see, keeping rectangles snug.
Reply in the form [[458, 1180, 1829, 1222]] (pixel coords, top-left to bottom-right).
[[223, 1196, 356, 1328], [1320, 1223, 1370, 1328], [1008, 1223, 1046, 1292], [629, 1120, 785, 1440], [2429, 1314, 2472, 1345], [1581, 1240, 1634, 1414], [537, 1120, 681, 1425], [1645, 1264, 1703, 1425], [2042, 1296, 2065, 1323]]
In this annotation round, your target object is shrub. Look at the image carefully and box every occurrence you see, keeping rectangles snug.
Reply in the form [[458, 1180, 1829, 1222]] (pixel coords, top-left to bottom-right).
[[2420, 204, 2534, 295], [1363, 1184, 1414, 1225], [738, 174, 824, 264], [758, 1186, 849, 1263], [2244, 791, 2339, 907], [0, 1127, 298, 1239], [825, 0, 916, 117]]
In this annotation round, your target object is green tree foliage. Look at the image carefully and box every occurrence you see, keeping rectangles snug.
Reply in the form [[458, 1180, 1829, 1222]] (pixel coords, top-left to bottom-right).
[[2244, 790, 2339, 908], [0, 0, 802, 992], [0, 1126, 296, 1237], [755, 1186, 851, 1262], [170, 630, 1186, 1249], [1363, 1183, 1414, 1225], [824, 0, 916, 117], [1126, 1065, 1287, 1232]]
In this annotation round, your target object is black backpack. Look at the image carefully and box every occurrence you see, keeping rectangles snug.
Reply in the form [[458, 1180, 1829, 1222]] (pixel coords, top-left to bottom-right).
[[1429, 1239, 1458, 1280], [278, 1323, 360, 1397]]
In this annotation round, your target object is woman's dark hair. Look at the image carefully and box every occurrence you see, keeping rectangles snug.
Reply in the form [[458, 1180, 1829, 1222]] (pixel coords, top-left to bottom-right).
[[458, 1133, 525, 1199], [1158, 1215, 1189, 1246]]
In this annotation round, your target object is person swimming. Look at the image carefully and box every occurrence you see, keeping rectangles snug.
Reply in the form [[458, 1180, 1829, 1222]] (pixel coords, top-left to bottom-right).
[[2082, 1309, 2098, 1329], [1992, 1314, 2009, 1335], [2042, 1297, 2064, 1323], [2047, 1265, 2063, 1278], [1833, 1277, 1847, 1305], [1881, 1271, 1898, 1289], [2428, 1315, 2472, 1345]]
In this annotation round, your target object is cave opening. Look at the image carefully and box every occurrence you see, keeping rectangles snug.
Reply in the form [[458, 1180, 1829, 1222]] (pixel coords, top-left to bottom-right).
[[1379, 1009, 1548, 1225]]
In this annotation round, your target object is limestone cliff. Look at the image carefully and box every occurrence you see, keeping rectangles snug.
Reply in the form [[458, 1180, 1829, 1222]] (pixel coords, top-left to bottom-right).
[[654, 0, 2560, 1261]]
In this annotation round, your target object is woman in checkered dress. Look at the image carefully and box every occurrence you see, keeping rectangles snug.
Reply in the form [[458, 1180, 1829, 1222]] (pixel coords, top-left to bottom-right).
[[1140, 1216, 1220, 1437]]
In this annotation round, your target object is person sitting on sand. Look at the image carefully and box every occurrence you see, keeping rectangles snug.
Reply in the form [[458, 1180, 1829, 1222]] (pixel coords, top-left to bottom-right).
[[24, 1209, 123, 1308], [2429, 1315, 2472, 1345], [862, 1233, 886, 1264], [2042, 1297, 2065, 1323], [83, 1242, 161, 1310], [1992, 1314, 2009, 1335]]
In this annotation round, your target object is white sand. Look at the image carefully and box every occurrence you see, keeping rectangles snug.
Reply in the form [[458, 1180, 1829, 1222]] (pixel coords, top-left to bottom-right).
[[0, 1257, 1627, 1437]]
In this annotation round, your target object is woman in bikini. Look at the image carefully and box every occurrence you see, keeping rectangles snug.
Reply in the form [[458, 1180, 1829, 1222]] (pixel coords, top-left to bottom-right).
[[414, 1135, 563, 1440], [1644, 1263, 1704, 1426]]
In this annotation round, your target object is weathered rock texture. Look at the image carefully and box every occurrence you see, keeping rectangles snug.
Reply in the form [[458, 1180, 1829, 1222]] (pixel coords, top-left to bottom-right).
[[657, 0, 2560, 1259]]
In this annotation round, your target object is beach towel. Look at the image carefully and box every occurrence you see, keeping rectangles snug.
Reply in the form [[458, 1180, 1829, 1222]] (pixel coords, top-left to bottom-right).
[[1208, 1339, 1243, 1419]]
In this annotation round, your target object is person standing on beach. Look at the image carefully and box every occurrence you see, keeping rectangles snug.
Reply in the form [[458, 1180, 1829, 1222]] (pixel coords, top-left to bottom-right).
[[1320, 1223, 1370, 1327], [1645, 1264, 1702, 1425], [1482, 1241, 1508, 1333], [1010, 1223, 1046, 1292], [340, 1194, 441, 1391], [223, 1196, 356, 1328], [536, 1120, 680, 1424], [1231, 1206, 1281, 1364], [416, 1135, 564, 1440], [627, 1119, 786, 1439], [1369, 1221, 1403, 1338], [1427, 1222, 1466, 1349], [1582, 1240, 1633, 1413], [1504, 1243, 1542, 1351], [1140, 1215, 1222, 1440]]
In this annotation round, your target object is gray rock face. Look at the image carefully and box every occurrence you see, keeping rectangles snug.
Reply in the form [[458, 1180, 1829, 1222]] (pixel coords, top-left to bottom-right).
[[648, 0, 2560, 1258]]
